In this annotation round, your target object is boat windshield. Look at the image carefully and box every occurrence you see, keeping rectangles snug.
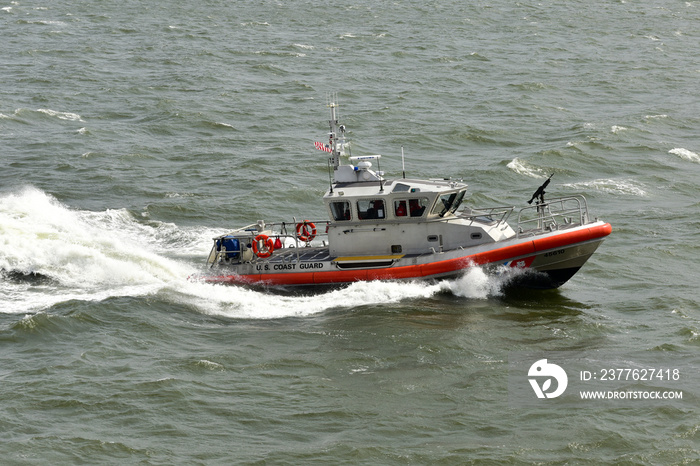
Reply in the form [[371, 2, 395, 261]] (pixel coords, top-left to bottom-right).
[[430, 190, 466, 217], [329, 201, 351, 221], [357, 199, 386, 220]]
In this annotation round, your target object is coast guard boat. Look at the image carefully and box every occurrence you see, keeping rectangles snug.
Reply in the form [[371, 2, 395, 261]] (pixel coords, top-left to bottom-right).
[[201, 98, 611, 289]]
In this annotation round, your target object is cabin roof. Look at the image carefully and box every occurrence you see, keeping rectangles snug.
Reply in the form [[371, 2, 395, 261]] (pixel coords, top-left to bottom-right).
[[326, 178, 467, 199]]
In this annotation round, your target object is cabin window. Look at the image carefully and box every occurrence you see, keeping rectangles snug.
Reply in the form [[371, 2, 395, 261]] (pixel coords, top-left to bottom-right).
[[430, 190, 466, 217], [408, 198, 428, 217], [394, 198, 428, 218], [392, 183, 411, 193], [394, 200, 408, 217], [330, 201, 351, 221], [357, 199, 385, 220]]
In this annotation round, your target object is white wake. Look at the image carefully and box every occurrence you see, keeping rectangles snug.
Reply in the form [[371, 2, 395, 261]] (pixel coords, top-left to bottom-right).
[[0, 188, 506, 318]]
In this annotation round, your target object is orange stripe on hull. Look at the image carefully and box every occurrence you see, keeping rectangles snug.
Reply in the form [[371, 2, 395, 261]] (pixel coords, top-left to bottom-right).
[[531, 222, 612, 252]]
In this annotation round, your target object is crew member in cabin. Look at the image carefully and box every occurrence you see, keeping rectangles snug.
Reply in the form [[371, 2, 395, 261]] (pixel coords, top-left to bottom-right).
[[395, 200, 407, 217], [409, 199, 425, 217]]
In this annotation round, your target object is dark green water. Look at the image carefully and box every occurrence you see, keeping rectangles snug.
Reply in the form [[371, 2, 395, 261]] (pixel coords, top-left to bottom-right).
[[1, 0, 699, 463]]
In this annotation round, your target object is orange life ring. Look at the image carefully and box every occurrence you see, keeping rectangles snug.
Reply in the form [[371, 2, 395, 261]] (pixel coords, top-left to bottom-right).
[[252, 234, 274, 258], [296, 221, 317, 242]]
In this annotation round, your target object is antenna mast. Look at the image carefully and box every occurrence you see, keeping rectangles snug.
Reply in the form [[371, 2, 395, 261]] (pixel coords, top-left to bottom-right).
[[401, 146, 406, 179], [327, 93, 345, 169]]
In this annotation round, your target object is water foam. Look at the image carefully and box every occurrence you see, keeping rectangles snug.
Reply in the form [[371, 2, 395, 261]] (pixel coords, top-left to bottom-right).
[[669, 148, 700, 163], [0, 188, 506, 317], [176, 279, 440, 319], [0, 188, 193, 313], [438, 266, 504, 299], [563, 178, 647, 197], [507, 158, 548, 179], [37, 108, 84, 122], [179, 267, 503, 320]]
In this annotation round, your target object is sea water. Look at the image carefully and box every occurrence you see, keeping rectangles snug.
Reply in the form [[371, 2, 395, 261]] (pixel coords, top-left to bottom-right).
[[1, 0, 699, 463]]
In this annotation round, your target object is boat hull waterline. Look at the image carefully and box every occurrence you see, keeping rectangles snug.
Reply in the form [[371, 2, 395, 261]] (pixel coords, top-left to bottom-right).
[[202, 222, 611, 289]]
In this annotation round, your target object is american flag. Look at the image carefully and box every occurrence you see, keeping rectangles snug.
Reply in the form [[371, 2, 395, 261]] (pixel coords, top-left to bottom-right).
[[314, 141, 332, 153]]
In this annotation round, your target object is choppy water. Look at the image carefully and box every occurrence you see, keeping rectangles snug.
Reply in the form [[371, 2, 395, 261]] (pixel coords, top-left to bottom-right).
[[2, 0, 699, 464]]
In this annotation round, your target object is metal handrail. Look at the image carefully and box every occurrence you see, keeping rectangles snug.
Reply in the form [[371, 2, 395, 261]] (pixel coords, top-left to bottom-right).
[[516, 195, 590, 237], [219, 218, 330, 239], [210, 218, 331, 265], [456, 206, 515, 228]]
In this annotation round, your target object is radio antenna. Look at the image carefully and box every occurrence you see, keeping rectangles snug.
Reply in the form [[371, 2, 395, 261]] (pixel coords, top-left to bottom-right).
[[327, 157, 334, 194], [401, 146, 406, 179]]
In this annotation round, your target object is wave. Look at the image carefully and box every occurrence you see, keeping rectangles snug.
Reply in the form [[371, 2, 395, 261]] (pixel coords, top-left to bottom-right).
[[562, 178, 647, 197], [7, 108, 85, 123], [506, 158, 549, 179], [0, 188, 510, 318], [0, 188, 197, 313], [37, 108, 84, 122], [669, 148, 699, 163]]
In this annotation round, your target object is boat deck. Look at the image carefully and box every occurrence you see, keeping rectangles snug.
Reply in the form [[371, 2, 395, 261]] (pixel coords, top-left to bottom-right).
[[263, 247, 335, 264]]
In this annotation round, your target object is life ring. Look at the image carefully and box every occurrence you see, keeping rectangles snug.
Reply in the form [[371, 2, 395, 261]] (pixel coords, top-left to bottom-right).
[[252, 234, 274, 258], [296, 221, 317, 242]]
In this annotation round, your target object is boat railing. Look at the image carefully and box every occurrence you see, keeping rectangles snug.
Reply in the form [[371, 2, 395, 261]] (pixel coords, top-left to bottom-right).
[[239, 218, 330, 241], [456, 206, 515, 229], [208, 218, 331, 266], [516, 195, 590, 237]]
